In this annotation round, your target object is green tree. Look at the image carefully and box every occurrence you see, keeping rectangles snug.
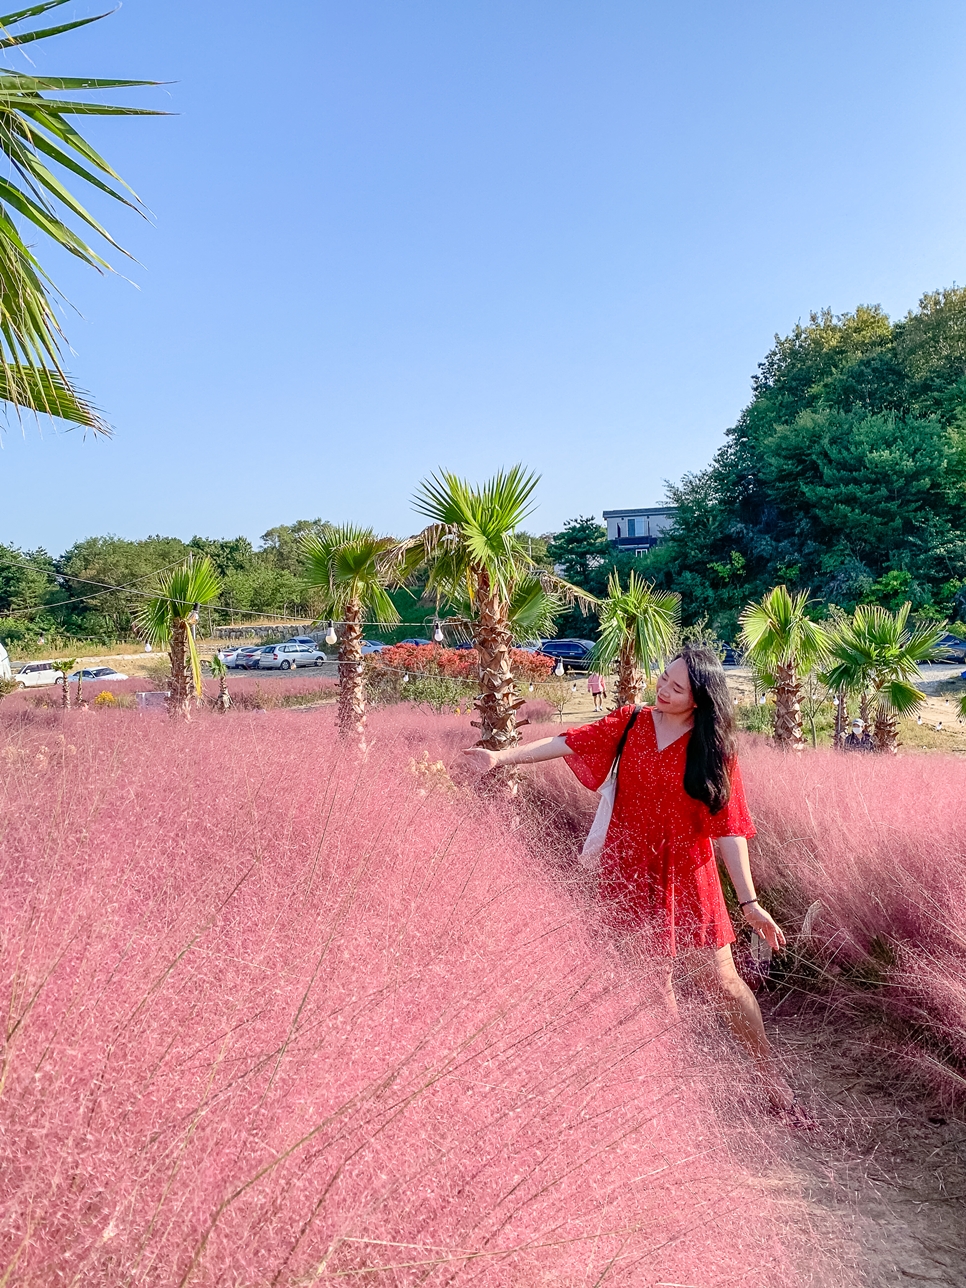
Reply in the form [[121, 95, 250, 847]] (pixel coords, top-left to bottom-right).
[[739, 587, 829, 750], [412, 468, 591, 753], [58, 535, 189, 637], [301, 525, 405, 743], [261, 520, 330, 574], [823, 604, 946, 753], [0, 1, 163, 432], [546, 517, 610, 584], [134, 556, 220, 721], [589, 571, 680, 708]]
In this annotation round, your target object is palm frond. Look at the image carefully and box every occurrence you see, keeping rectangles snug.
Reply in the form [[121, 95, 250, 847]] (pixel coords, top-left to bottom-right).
[[302, 525, 405, 625], [590, 570, 680, 673], [133, 555, 221, 650], [739, 585, 829, 675], [0, 2, 164, 430]]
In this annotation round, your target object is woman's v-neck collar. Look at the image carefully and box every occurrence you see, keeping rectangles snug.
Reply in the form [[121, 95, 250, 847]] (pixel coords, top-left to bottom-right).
[[649, 706, 692, 753]]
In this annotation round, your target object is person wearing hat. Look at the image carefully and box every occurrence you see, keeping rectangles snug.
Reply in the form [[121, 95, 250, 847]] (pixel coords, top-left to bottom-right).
[[844, 718, 873, 752]]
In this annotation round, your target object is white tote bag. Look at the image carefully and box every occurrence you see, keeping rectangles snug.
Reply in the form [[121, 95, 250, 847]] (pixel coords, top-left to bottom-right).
[[579, 706, 641, 872]]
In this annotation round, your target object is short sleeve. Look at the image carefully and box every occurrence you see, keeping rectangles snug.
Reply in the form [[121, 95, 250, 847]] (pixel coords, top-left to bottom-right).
[[705, 758, 756, 839], [563, 705, 637, 792]]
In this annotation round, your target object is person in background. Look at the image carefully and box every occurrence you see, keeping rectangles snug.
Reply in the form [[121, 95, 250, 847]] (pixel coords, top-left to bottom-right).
[[464, 644, 795, 1113], [587, 671, 607, 713], [843, 718, 873, 752]]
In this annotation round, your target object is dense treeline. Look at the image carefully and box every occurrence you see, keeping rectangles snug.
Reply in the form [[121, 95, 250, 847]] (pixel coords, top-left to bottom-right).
[[0, 520, 553, 650], [0, 521, 333, 647], [551, 285, 966, 639]]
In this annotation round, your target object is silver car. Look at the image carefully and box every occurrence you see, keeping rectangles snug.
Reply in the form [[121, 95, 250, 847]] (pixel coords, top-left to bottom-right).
[[258, 642, 327, 670]]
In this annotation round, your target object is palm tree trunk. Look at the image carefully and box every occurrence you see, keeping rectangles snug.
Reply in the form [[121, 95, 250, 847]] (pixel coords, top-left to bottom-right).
[[471, 570, 523, 753], [76, 670, 83, 708], [168, 619, 192, 720], [614, 641, 643, 708], [338, 600, 366, 745], [872, 707, 898, 754], [61, 672, 70, 710], [773, 662, 804, 750], [218, 673, 231, 712], [833, 690, 847, 748]]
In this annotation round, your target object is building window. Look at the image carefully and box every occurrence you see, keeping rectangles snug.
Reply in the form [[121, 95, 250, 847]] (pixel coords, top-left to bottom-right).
[[626, 518, 636, 538]]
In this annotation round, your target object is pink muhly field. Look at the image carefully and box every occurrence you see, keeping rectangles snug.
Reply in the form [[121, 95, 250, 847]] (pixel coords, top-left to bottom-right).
[[0, 706, 822, 1287], [736, 740, 966, 1064]]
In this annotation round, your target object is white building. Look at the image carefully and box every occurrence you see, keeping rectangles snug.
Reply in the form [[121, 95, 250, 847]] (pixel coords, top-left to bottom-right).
[[602, 506, 677, 554]]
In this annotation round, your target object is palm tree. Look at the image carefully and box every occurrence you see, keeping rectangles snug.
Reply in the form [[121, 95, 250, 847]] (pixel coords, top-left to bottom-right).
[[824, 604, 946, 753], [302, 525, 405, 742], [412, 467, 593, 751], [0, 2, 162, 433], [589, 570, 680, 707], [134, 557, 221, 720], [739, 586, 829, 750], [52, 657, 77, 709], [209, 654, 231, 712]]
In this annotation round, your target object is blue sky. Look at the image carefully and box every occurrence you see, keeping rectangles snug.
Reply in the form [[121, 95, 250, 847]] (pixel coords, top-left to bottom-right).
[[4, 0, 966, 553]]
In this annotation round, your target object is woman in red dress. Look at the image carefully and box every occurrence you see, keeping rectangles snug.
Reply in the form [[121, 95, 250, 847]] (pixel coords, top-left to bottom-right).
[[464, 645, 791, 1107]]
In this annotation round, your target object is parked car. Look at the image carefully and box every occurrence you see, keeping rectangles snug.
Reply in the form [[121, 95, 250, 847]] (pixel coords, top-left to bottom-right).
[[285, 636, 318, 648], [537, 639, 596, 670], [361, 640, 385, 654], [936, 633, 966, 663], [217, 647, 244, 666], [68, 667, 129, 682], [235, 647, 265, 669], [396, 637, 433, 647], [721, 645, 741, 667], [12, 660, 59, 688], [258, 642, 327, 670]]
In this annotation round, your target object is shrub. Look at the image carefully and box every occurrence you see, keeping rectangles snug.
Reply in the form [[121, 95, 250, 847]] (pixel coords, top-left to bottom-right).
[[0, 707, 837, 1286]]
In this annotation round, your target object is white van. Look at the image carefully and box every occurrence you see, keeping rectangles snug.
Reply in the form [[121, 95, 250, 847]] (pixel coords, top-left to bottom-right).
[[0, 644, 10, 681], [12, 660, 59, 688]]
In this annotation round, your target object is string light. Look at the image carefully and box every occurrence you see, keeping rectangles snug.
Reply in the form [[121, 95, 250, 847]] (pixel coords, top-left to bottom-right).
[[402, 674, 409, 684], [758, 695, 767, 706], [528, 683, 534, 692], [571, 681, 577, 692], [554, 659, 565, 677], [433, 622, 444, 643], [325, 623, 338, 646]]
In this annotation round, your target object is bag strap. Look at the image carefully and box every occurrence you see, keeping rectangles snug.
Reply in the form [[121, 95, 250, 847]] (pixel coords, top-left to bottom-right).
[[610, 704, 641, 782]]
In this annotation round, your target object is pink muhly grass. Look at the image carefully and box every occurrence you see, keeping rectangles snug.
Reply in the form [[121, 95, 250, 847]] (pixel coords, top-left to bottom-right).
[[0, 707, 833, 1286], [735, 740, 966, 1060]]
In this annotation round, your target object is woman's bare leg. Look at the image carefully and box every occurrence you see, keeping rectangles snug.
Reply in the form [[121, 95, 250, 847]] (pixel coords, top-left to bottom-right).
[[684, 944, 794, 1108]]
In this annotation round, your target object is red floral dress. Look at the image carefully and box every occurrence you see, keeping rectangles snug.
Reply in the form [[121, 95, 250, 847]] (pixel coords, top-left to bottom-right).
[[564, 705, 756, 956]]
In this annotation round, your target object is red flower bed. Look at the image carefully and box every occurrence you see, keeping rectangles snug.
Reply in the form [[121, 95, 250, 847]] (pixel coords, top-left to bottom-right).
[[374, 643, 554, 681]]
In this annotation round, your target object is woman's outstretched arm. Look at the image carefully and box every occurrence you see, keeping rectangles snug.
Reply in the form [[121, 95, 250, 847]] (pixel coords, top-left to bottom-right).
[[715, 835, 786, 952], [462, 735, 571, 774]]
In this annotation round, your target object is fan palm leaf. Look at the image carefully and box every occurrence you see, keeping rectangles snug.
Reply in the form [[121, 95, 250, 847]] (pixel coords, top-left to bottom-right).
[[823, 603, 946, 749], [134, 556, 220, 714], [302, 524, 407, 741], [411, 468, 596, 753], [0, 1, 164, 433], [739, 586, 829, 749]]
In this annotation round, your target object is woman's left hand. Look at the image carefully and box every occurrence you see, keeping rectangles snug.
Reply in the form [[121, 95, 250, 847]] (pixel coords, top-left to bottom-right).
[[742, 903, 786, 952]]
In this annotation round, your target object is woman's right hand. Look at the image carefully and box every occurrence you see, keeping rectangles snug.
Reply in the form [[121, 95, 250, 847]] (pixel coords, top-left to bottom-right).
[[462, 746, 501, 773]]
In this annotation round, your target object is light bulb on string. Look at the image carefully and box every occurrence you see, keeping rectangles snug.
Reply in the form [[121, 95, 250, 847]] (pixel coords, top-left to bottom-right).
[[325, 623, 337, 646], [554, 659, 565, 677], [758, 695, 767, 706], [356, 663, 363, 674], [433, 622, 444, 643], [528, 683, 534, 692], [402, 674, 409, 684], [571, 682, 577, 692]]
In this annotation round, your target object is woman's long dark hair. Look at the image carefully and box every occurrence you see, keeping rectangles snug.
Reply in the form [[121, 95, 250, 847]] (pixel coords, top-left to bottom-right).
[[676, 644, 737, 815]]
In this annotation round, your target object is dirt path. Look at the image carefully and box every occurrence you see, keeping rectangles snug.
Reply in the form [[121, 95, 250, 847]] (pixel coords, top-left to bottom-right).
[[762, 991, 966, 1286]]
